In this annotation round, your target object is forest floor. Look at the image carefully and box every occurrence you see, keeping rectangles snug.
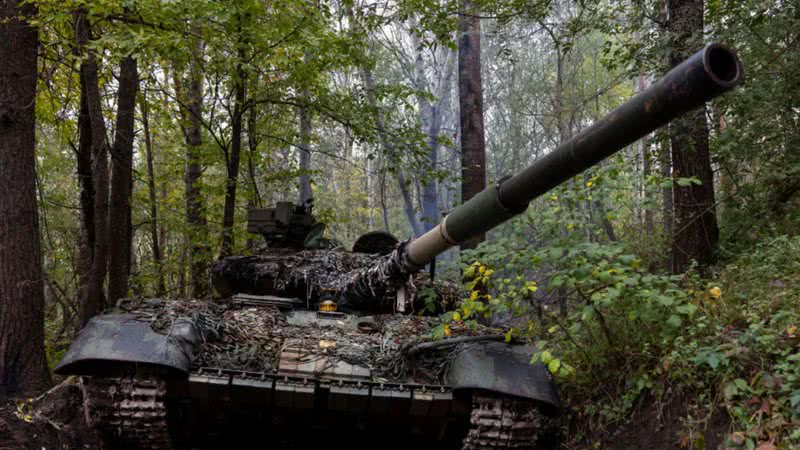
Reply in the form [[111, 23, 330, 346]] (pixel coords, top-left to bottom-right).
[[599, 395, 730, 450], [0, 378, 732, 450], [0, 380, 97, 450]]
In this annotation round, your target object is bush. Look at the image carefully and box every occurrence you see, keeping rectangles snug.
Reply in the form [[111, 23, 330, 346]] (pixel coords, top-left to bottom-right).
[[446, 234, 800, 449]]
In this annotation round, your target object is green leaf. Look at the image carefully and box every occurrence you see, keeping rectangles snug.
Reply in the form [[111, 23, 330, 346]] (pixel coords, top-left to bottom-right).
[[724, 382, 738, 399], [657, 295, 675, 306], [581, 305, 595, 321], [547, 358, 561, 374], [666, 315, 682, 327]]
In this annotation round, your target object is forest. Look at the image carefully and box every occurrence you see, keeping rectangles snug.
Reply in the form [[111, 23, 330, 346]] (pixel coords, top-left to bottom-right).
[[0, 0, 799, 448]]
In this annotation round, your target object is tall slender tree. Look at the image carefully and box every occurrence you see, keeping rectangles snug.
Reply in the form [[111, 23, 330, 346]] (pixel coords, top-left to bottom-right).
[[75, 10, 111, 326], [0, 0, 51, 395], [219, 20, 248, 258], [107, 56, 139, 303], [75, 63, 95, 323], [667, 0, 719, 273], [297, 98, 313, 206], [140, 87, 166, 295], [458, 0, 487, 250], [175, 37, 210, 297]]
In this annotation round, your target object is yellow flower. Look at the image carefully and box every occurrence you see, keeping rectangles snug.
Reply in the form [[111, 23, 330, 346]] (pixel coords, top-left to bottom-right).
[[444, 324, 452, 337], [586, 181, 593, 187], [709, 287, 722, 299]]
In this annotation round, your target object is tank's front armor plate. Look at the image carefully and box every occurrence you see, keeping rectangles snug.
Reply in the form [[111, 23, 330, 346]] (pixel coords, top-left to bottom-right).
[[54, 313, 199, 376], [447, 342, 561, 411]]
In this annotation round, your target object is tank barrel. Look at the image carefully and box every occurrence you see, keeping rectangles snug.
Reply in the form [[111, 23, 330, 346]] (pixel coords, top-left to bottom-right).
[[406, 43, 743, 265], [340, 43, 742, 310]]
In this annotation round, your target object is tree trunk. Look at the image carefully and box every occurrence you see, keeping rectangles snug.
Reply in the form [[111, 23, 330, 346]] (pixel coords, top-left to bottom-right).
[[659, 129, 674, 270], [107, 56, 138, 303], [360, 67, 423, 237], [297, 96, 312, 206], [414, 42, 455, 234], [667, 0, 719, 273], [639, 72, 655, 235], [75, 11, 111, 326], [247, 103, 262, 207], [0, 0, 51, 395], [220, 67, 246, 258], [176, 38, 210, 298], [457, 0, 487, 250], [141, 88, 166, 296], [75, 63, 95, 321]]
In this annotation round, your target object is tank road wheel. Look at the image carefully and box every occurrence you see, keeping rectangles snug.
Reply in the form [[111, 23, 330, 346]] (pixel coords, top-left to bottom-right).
[[462, 392, 544, 450], [81, 375, 174, 450]]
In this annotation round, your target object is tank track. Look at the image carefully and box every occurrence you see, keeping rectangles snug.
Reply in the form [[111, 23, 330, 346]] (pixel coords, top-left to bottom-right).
[[462, 392, 543, 449], [81, 375, 173, 450]]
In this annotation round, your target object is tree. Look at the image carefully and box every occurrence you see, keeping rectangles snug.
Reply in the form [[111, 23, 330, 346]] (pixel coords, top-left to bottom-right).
[[297, 98, 313, 206], [74, 10, 111, 327], [107, 56, 139, 303], [174, 36, 210, 297], [0, 0, 51, 395], [140, 86, 166, 295], [408, 19, 456, 234], [74, 10, 143, 322], [359, 65, 424, 237], [457, 0, 487, 250], [74, 61, 95, 325], [667, 0, 719, 273], [220, 48, 246, 258]]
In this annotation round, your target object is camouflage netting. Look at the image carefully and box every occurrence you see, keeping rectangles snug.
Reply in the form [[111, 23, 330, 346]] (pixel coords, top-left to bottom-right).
[[210, 246, 460, 313], [125, 298, 502, 384]]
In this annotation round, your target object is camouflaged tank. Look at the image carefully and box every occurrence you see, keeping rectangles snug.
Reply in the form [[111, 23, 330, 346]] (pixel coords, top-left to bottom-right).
[[54, 43, 743, 449]]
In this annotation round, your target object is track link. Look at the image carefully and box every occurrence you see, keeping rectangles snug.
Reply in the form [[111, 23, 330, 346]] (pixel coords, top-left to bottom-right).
[[81, 375, 173, 450], [462, 392, 543, 449]]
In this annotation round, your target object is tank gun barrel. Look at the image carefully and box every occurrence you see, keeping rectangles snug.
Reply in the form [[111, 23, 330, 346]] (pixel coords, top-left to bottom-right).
[[407, 43, 742, 266], [341, 43, 743, 310]]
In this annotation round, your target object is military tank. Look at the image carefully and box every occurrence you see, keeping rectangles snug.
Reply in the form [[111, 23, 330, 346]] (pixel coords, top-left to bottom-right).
[[55, 43, 743, 449]]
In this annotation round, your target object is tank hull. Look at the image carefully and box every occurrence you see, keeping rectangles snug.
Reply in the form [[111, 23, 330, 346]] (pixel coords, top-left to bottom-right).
[[57, 299, 560, 448]]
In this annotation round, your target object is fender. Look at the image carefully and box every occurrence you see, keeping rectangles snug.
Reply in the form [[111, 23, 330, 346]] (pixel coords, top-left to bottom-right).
[[54, 313, 198, 377], [446, 341, 561, 412]]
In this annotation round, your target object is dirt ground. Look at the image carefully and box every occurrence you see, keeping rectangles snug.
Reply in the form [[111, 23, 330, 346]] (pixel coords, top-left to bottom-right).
[[600, 395, 731, 450], [0, 380, 98, 450]]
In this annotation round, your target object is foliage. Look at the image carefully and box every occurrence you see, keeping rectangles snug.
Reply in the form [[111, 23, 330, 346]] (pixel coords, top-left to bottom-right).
[[449, 230, 800, 448], [664, 234, 800, 448]]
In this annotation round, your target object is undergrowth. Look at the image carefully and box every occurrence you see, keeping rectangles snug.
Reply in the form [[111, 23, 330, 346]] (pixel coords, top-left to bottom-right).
[[451, 233, 800, 449]]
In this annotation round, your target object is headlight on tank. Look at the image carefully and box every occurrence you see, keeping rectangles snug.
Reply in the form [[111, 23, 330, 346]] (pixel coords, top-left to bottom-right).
[[319, 300, 337, 312]]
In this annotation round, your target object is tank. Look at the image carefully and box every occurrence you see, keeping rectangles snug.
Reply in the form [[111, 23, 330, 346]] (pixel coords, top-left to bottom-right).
[[54, 43, 743, 449]]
